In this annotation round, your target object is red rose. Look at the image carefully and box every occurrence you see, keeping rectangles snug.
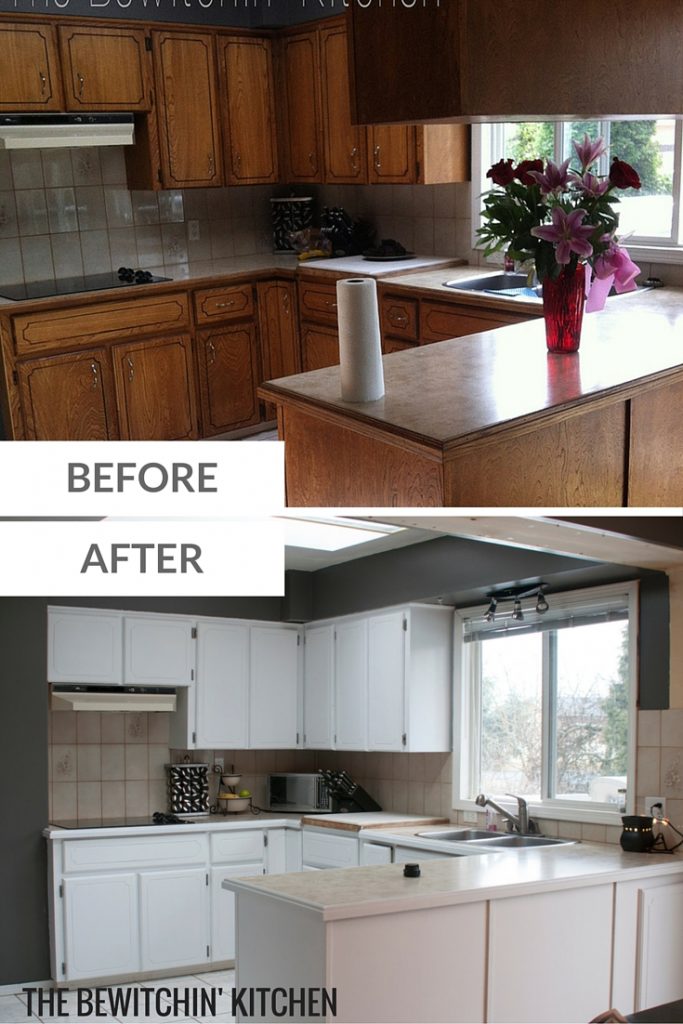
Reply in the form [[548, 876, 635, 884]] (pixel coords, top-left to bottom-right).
[[514, 159, 544, 186], [609, 158, 641, 190], [486, 159, 515, 187]]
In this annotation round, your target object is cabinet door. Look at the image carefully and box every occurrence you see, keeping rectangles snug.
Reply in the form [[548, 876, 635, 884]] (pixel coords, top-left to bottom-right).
[[320, 23, 367, 184], [48, 609, 123, 685], [636, 882, 683, 1010], [303, 624, 334, 749], [301, 324, 339, 371], [368, 611, 406, 752], [18, 348, 119, 441], [334, 618, 368, 751], [140, 868, 209, 971], [196, 323, 261, 437], [153, 31, 222, 188], [0, 23, 63, 111], [195, 621, 249, 749], [211, 863, 264, 963], [369, 125, 417, 184], [421, 300, 534, 343], [249, 627, 300, 749], [218, 36, 278, 185], [258, 281, 301, 382], [59, 26, 151, 111], [112, 334, 198, 440], [279, 32, 323, 183], [63, 874, 139, 981], [124, 615, 195, 687], [360, 841, 393, 866]]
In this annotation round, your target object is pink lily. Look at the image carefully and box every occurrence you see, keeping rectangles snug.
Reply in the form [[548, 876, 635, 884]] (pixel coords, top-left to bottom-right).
[[531, 206, 595, 264], [569, 171, 611, 198], [528, 158, 571, 195], [586, 244, 641, 312], [573, 133, 607, 171]]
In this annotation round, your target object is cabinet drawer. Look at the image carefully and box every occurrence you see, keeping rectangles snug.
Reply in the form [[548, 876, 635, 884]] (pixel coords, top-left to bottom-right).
[[12, 293, 190, 355], [421, 300, 533, 343], [298, 280, 339, 326], [194, 284, 254, 325], [63, 833, 209, 873], [302, 829, 358, 869], [210, 830, 265, 863], [380, 294, 419, 341]]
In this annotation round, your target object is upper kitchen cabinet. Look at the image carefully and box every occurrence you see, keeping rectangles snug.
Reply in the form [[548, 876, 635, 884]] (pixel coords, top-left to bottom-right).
[[278, 30, 324, 184], [217, 35, 279, 186], [319, 22, 367, 185], [249, 626, 301, 749], [58, 25, 152, 111], [0, 21, 63, 111], [124, 615, 195, 688], [152, 30, 222, 189], [48, 607, 123, 685], [194, 620, 249, 750], [349, 1, 683, 123], [369, 124, 469, 186]]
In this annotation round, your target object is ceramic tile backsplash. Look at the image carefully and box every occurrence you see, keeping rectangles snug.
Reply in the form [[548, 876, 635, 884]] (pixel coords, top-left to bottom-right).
[[0, 147, 274, 289]]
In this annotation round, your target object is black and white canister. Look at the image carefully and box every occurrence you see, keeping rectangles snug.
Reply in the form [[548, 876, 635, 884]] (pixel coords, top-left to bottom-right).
[[166, 762, 210, 815], [270, 196, 314, 252]]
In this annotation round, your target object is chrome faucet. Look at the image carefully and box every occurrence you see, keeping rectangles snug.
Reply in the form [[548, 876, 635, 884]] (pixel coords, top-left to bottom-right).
[[475, 793, 539, 835]]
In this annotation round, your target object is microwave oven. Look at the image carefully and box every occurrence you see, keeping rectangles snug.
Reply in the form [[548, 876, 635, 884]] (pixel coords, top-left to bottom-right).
[[266, 773, 332, 813]]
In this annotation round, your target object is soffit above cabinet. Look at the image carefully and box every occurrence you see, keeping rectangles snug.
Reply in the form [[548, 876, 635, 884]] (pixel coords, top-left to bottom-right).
[[348, 1, 683, 123]]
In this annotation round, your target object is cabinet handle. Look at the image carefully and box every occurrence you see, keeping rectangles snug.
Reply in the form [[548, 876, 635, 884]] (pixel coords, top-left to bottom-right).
[[283, 291, 290, 315], [39, 70, 47, 94], [90, 361, 99, 390], [325, 300, 338, 311], [207, 153, 215, 177], [374, 144, 382, 171], [390, 314, 409, 326], [77, 72, 85, 97], [350, 146, 359, 172], [235, 152, 242, 169], [127, 356, 134, 382], [207, 339, 216, 366], [308, 151, 316, 169], [215, 300, 235, 309]]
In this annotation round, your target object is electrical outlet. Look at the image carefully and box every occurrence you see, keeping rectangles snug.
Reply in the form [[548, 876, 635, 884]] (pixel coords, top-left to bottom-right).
[[644, 795, 666, 818], [188, 219, 200, 242], [213, 757, 224, 774], [462, 810, 478, 823]]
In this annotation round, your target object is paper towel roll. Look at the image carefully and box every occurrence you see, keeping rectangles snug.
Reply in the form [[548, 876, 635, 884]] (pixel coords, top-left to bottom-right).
[[336, 277, 385, 403]]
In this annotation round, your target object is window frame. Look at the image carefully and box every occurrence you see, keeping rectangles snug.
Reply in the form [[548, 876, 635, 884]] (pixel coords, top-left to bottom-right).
[[452, 581, 639, 827], [471, 121, 683, 264]]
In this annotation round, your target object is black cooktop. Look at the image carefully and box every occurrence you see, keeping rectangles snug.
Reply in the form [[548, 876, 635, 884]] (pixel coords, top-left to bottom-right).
[[0, 268, 172, 302], [50, 812, 196, 829]]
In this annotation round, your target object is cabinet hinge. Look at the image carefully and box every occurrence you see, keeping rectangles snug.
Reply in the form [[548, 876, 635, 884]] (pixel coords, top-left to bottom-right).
[[192, 731, 196, 744], [157, 168, 163, 185], [192, 627, 197, 639], [61, 962, 66, 976], [263, 833, 268, 847], [262, 866, 266, 875], [145, 35, 153, 51], [303, 733, 306, 745], [191, 668, 195, 681], [12, 370, 18, 386], [59, 883, 63, 898], [297, 634, 301, 646], [205, 873, 209, 886], [206, 945, 210, 958], [402, 618, 408, 631], [296, 732, 300, 746], [402, 732, 407, 747], [334, 734, 337, 744]]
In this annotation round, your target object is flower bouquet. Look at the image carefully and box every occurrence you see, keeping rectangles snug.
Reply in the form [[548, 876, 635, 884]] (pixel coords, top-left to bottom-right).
[[478, 135, 641, 352]]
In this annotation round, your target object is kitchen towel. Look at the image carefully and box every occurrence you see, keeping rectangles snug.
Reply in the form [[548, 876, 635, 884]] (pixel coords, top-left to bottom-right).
[[336, 277, 385, 403]]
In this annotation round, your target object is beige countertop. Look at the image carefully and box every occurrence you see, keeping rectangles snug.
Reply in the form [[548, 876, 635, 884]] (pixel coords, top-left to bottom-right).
[[301, 255, 458, 278], [301, 812, 448, 832], [223, 843, 683, 922], [261, 286, 683, 449], [380, 263, 543, 315]]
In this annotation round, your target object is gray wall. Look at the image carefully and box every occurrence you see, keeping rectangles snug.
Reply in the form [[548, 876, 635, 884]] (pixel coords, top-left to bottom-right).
[[0, 0, 339, 25]]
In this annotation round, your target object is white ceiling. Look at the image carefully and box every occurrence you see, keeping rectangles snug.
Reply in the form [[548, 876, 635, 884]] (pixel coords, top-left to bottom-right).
[[285, 523, 442, 570]]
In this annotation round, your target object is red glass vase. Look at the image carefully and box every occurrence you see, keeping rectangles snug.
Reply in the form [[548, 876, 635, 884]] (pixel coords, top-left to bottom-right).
[[542, 263, 586, 354]]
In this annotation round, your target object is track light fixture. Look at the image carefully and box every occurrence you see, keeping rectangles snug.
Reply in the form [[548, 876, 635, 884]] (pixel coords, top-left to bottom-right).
[[483, 583, 550, 622]]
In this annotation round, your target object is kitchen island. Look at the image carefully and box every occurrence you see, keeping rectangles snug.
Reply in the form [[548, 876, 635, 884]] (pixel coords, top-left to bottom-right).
[[224, 845, 683, 1023], [259, 287, 683, 507]]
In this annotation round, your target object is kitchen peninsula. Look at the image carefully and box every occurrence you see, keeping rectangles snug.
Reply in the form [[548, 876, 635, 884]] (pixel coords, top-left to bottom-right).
[[259, 284, 683, 508]]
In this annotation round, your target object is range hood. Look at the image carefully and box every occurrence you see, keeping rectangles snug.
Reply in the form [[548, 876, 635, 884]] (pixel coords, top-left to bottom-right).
[[0, 114, 135, 150], [51, 686, 176, 713]]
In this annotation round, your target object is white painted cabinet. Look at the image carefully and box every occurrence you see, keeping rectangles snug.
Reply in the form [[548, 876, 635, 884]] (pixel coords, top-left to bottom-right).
[[334, 618, 368, 750], [124, 615, 195, 687], [48, 608, 123, 685], [140, 867, 209, 972], [195, 621, 249, 748], [211, 863, 264, 962], [63, 873, 139, 980], [636, 881, 683, 1009], [359, 840, 393, 865], [302, 828, 359, 869], [367, 610, 405, 751], [249, 626, 301, 748], [303, 624, 335, 749]]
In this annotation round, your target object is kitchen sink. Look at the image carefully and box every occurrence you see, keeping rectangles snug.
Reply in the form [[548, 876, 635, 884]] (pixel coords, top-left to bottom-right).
[[444, 273, 541, 299], [468, 835, 574, 848], [415, 829, 494, 841]]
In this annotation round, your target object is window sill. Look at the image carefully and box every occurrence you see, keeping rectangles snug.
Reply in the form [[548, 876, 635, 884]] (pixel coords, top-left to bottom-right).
[[454, 799, 626, 828]]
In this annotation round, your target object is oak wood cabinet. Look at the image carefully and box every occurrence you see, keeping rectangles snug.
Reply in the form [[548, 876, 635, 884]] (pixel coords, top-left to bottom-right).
[[257, 280, 301, 417], [17, 348, 119, 441], [319, 21, 367, 185], [152, 30, 222, 189], [0, 21, 63, 111], [196, 323, 261, 436], [278, 30, 323, 184], [298, 275, 340, 371], [111, 333, 199, 440], [217, 35, 279, 186], [369, 124, 469, 185], [58, 25, 152, 111]]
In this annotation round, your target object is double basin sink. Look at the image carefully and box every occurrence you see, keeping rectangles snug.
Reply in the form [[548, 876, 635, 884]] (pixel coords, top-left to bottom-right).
[[415, 828, 575, 850], [443, 271, 651, 303]]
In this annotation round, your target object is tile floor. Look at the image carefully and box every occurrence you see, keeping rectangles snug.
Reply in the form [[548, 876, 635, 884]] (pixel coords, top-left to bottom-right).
[[1, 970, 235, 1024]]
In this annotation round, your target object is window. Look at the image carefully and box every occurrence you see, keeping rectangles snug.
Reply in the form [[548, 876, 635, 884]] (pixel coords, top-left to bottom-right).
[[454, 583, 638, 823], [473, 120, 683, 261]]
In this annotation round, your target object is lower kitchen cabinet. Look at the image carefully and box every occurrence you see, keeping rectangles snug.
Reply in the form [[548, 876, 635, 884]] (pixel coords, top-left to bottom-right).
[[63, 873, 139, 981], [17, 348, 119, 440], [257, 280, 301, 418], [301, 828, 359, 870], [140, 868, 210, 972], [211, 863, 264, 962], [196, 323, 261, 436], [112, 334, 198, 440], [301, 323, 339, 371]]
